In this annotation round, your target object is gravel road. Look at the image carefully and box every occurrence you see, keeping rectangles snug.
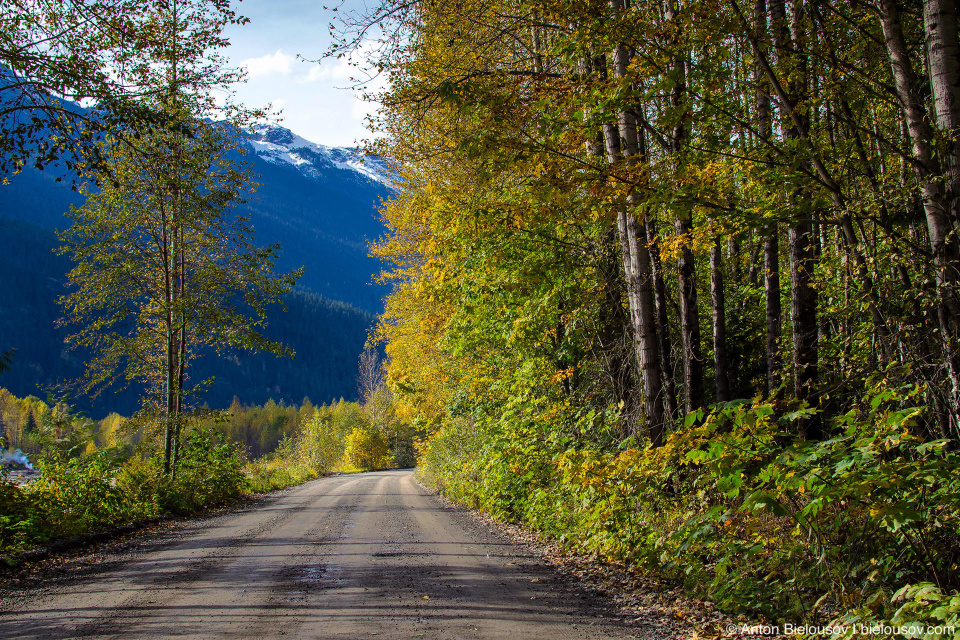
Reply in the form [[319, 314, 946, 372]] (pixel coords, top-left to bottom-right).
[[0, 470, 671, 639]]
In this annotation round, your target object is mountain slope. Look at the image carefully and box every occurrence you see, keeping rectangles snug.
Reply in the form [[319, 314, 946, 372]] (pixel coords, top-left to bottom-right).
[[0, 217, 374, 416], [0, 124, 391, 417], [0, 122, 392, 312], [236, 124, 392, 312]]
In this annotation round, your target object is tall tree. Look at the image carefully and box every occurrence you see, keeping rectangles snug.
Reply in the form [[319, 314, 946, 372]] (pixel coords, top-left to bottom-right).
[[57, 0, 299, 474]]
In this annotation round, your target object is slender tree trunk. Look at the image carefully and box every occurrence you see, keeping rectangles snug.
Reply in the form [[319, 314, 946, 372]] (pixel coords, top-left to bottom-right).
[[728, 235, 741, 284], [598, 227, 637, 434], [790, 220, 821, 439], [163, 210, 175, 476], [926, 0, 960, 430], [582, 54, 638, 432], [816, 212, 832, 347], [764, 231, 782, 394], [753, 0, 782, 396], [603, 1, 666, 442], [664, 0, 704, 414], [165, 1, 184, 476], [925, 0, 960, 228], [772, 0, 820, 436], [647, 218, 678, 423], [676, 214, 704, 413], [711, 237, 730, 402], [617, 211, 665, 444], [879, 0, 960, 426]]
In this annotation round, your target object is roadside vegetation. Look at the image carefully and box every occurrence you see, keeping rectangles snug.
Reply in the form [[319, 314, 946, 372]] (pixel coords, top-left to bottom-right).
[[0, 375, 415, 558], [340, 0, 960, 632]]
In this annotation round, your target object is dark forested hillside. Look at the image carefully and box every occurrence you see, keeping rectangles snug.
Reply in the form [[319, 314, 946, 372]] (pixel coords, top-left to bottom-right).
[[0, 215, 374, 418], [240, 151, 389, 312], [0, 125, 391, 313]]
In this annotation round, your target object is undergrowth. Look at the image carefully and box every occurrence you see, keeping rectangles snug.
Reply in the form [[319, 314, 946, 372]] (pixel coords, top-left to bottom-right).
[[1, 427, 247, 558], [244, 437, 319, 492], [416, 380, 960, 637]]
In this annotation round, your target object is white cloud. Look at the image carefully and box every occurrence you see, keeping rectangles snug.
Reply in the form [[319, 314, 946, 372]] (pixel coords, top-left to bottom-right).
[[242, 50, 295, 79], [296, 40, 385, 84], [297, 57, 356, 83]]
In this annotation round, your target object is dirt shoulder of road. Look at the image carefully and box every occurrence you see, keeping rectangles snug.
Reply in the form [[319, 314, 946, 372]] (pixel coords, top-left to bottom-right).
[[425, 483, 778, 640]]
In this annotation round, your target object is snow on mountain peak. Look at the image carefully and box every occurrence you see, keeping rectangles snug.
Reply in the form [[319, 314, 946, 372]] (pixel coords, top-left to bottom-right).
[[244, 124, 392, 186]]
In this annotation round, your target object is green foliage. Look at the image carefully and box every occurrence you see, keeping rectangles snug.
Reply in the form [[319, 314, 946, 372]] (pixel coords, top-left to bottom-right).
[[0, 481, 30, 552], [245, 437, 318, 493], [28, 449, 132, 540], [628, 383, 960, 618], [292, 400, 363, 471], [35, 401, 96, 459], [213, 397, 302, 459], [0, 427, 247, 556], [417, 382, 960, 622], [889, 584, 960, 639], [159, 428, 247, 513], [0, 1, 161, 174]]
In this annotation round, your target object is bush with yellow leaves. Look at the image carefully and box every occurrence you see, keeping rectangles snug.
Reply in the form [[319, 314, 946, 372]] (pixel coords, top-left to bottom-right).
[[343, 427, 394, 471]]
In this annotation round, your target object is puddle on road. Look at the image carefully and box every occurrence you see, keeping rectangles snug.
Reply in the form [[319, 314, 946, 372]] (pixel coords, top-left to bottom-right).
[[295, 564, 327, 583], [372, 550, 433, 558]]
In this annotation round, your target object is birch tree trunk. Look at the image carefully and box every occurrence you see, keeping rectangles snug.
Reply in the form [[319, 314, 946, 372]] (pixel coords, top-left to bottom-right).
[[647, 218, 679, 423], [664, 0, 705, 414], [711, 238, 730, 402], [878, 0, 960, 427], [925, 0, 960, 227], [925, 0, 960, 426], [602, 0, 666, 443]]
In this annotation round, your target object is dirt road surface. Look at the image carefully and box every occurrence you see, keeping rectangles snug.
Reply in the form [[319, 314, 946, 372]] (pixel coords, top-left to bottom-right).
[[0, 470, 677, 639]]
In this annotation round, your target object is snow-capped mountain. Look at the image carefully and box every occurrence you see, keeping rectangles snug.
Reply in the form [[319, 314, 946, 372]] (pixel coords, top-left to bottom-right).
[[244, 124, 393, 187], [0, 119, 395, 414]]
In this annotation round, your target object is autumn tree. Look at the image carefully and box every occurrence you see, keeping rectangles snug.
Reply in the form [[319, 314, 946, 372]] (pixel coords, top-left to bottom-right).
[[57, 0, 299, 475], [340, 0, 960, 448], [343, 427, 393, 471]]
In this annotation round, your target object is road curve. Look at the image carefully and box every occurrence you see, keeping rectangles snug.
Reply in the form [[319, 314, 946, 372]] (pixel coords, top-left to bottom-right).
[[0, 470, 659, 639]]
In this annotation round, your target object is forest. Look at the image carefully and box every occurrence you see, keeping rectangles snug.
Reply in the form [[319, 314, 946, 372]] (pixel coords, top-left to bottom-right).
[[0, 216, 375, 417], [3, 0, 960, 633], [355, 0, 960, 632]]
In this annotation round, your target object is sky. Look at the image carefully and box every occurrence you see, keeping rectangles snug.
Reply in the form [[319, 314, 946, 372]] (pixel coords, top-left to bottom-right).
[[222, 0, 384, 148]]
